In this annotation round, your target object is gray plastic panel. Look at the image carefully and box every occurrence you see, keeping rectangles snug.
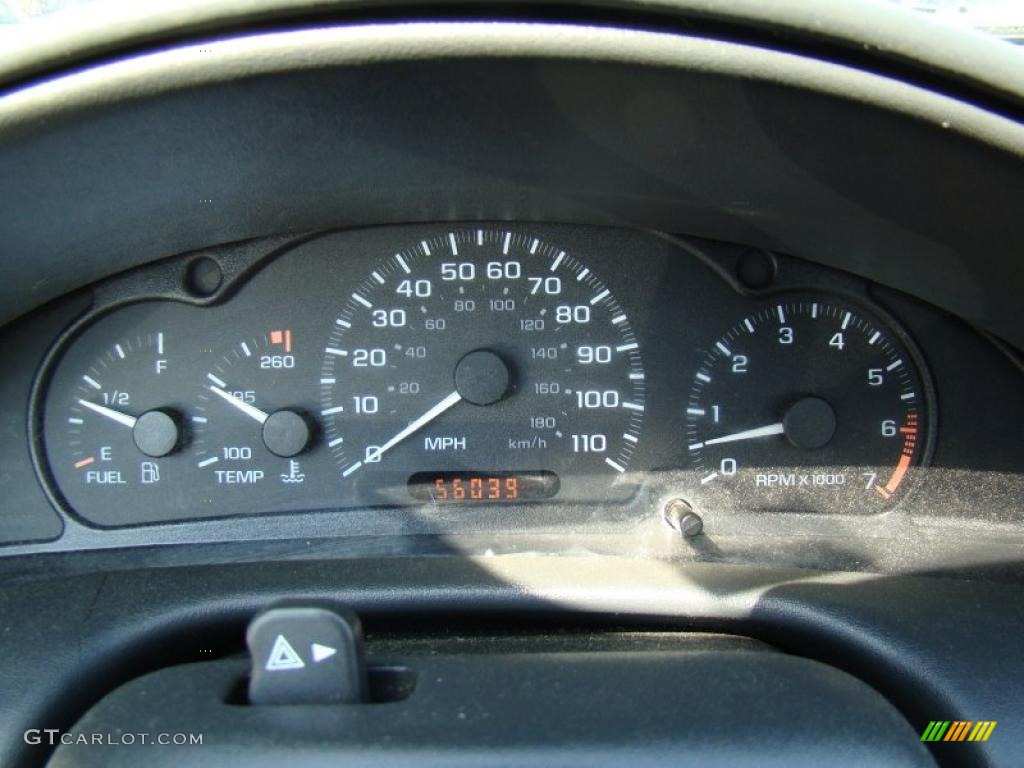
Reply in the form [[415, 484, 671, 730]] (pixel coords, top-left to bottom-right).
[[3, 0, 1024, 106], [1, 23, 1023, 349], [46, 637, 933, 767], [0, 557, 1017, 767], [0, 294, 89, 544]]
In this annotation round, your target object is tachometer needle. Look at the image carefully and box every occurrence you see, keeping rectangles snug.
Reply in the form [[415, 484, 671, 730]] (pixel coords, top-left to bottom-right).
[[209, 385, 269, 424], [348, 390, 463, 474], [702, 422, 785, 447], [77, 398, 137, 429]]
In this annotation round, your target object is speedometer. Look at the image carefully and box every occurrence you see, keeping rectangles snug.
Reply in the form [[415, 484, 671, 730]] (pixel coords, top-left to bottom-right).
[[319, 228, 645, 505]]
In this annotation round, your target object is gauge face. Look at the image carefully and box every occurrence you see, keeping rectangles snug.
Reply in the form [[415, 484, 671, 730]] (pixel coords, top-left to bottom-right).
[[44, 330, 195, 524], [320, 229, 645, 504], [191, 331, 328, 510], [685, 298, 931, 514]]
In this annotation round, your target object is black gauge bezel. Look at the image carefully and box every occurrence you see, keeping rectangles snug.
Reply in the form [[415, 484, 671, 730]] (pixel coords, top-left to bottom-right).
[[25, 225, 937, 543], [680, 288, 937, 515]]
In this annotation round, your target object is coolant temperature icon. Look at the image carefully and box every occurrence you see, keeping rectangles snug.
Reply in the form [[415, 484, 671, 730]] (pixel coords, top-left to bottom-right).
[[280, 460, 305, 484]]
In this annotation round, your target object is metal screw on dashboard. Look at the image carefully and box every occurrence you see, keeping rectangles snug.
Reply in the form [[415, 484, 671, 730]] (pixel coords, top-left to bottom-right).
[[663, 499, 703, 538]]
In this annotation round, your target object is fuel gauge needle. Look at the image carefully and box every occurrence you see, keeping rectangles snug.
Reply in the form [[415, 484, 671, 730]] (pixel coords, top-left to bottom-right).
[[209, 385, 269, 424], [77, 398, 137, 429]]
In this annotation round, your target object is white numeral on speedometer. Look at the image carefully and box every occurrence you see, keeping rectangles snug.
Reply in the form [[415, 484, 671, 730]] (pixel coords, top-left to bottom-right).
[[319, 229, 645, 503]]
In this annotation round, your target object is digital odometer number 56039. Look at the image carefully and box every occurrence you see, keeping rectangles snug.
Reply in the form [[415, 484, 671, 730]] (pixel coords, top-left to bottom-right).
[[318, 229, 645, 506]]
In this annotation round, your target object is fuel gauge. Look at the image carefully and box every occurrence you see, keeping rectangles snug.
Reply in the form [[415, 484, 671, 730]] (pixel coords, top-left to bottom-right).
[[44, 329, 196, 526]]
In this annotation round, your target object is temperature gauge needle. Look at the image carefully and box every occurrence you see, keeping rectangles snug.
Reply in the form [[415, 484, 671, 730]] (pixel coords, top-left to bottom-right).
[[701, 422, 785, 447], [77, 398, 137, 429], [209, 385, 269, 424]]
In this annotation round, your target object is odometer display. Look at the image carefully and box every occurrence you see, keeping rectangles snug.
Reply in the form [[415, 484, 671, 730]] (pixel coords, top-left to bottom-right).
[[319, 229, 645, 506], [408, 471, 560, 503]]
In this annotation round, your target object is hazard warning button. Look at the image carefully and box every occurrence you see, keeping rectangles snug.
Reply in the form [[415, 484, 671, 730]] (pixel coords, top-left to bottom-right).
[[246, 606, 367, 705]]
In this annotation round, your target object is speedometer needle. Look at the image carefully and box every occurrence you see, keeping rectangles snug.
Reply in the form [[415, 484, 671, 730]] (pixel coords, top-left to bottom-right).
[[77, 398, 137, 428], [701, 422, 785, 447], [209, 385, 269, 424], [345, 390, 463, 476]]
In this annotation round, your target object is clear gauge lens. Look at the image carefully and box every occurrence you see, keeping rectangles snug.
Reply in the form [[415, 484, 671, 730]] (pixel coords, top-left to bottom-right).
[[685, 298, 932, 514], [44, 330, 193, 525], [320, 229, 645, 505], [192, 331, 323, 503]]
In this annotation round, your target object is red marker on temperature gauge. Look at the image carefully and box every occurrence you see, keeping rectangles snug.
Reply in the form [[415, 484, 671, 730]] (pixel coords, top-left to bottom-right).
[[269, 329, 292, 353]]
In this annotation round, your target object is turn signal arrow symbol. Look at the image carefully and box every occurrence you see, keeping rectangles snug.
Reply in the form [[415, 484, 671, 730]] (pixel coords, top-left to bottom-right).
[[311, 643, 337, 663]]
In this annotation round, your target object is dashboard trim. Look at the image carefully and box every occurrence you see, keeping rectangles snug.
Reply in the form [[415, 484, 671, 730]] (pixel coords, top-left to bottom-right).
[[1, 22, 1023, 348]]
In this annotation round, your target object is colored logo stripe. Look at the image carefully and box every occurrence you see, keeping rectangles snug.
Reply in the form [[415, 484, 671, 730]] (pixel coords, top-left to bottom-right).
[[969, 722, 998, 742], [921, 721, 996, 742], [921, 721, 950, 741], [945, 721, 972, 741]]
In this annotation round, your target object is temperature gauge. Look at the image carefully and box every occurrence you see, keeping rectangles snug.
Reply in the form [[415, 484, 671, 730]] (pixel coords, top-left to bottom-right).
[[191, 330, 322, 501]]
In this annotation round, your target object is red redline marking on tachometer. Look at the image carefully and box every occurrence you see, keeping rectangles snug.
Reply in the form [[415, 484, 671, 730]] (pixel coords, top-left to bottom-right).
[[877, 412, 918, 497], [74, 457, 95, 469], [885, 453, 912, 493]]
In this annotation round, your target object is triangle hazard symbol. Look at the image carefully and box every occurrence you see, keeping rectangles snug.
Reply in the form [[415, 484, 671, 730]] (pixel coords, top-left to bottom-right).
[[265, 634, 306, 671]]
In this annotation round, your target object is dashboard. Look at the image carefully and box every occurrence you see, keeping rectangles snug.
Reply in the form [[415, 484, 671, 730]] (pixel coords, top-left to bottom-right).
[[2, 5, 1024, 768], [7, 222, 1019, 571]]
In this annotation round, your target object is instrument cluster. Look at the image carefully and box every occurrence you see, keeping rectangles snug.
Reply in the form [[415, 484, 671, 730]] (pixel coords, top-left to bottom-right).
[[38, 224, 935, 527]]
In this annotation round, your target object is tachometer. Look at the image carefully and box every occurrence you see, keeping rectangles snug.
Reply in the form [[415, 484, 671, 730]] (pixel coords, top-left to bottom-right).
[[319, 229, 645, 505], [684, 297, 933, 514]]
